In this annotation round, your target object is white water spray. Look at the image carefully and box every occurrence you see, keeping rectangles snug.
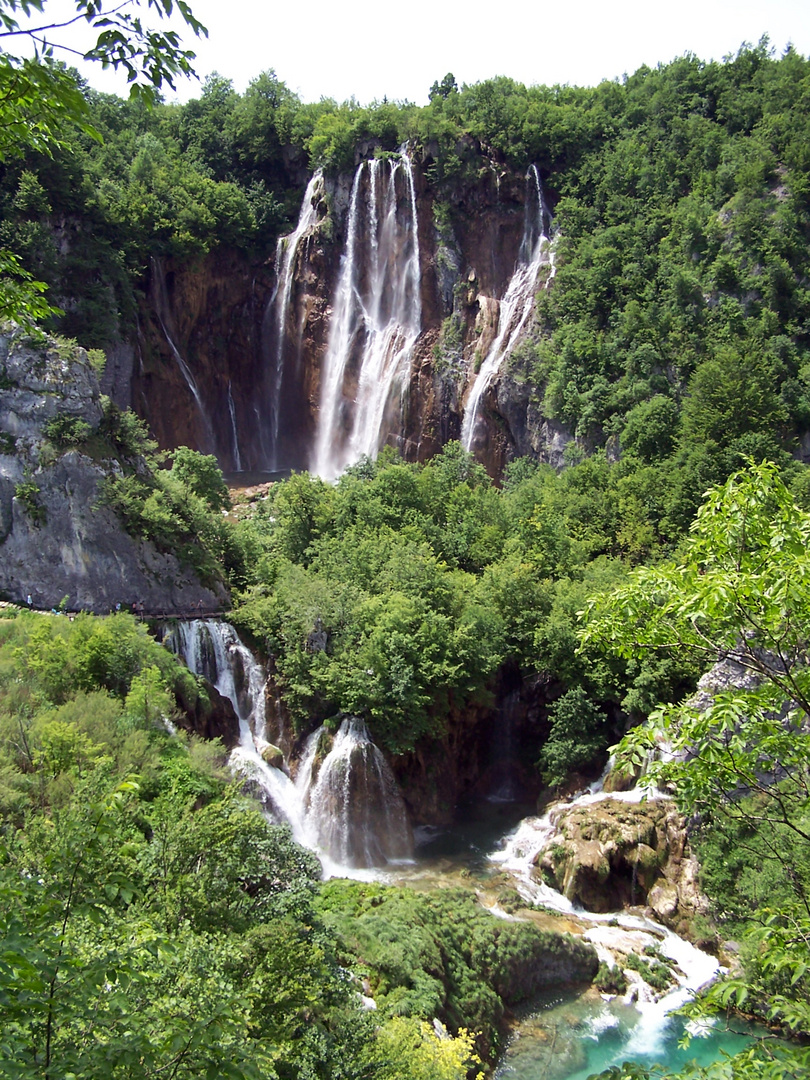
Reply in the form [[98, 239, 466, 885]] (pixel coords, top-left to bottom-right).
[[168, 622, 412, 876], [169, 620, 306, 833], [267, 171, 324, 470], [295, 718, 413, 871], [312, 154, 422, 480], [461, 166, 555, 453], [489, 768, 722, 1065]]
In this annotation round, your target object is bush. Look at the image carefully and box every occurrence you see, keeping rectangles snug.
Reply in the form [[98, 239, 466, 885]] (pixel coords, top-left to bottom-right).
[[14, 480, 45, 524], [43, 413, 92, 447]]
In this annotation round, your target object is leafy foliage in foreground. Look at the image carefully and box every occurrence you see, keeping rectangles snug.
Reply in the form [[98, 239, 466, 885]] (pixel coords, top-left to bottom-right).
[[0, 607, 497, 1080], [316, 881, 597, 1060], [583, 461, 810, 1079]]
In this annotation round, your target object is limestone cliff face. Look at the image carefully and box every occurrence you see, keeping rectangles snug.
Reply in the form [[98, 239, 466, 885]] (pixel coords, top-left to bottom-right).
[[0, 326, 226, 612], [121, 154, 569, 478]]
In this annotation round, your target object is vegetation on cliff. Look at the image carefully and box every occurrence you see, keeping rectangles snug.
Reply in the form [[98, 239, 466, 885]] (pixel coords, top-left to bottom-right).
[[584, 461, 810, 1079], [2, 40, 809, 567], [228, 443, 698, 757]]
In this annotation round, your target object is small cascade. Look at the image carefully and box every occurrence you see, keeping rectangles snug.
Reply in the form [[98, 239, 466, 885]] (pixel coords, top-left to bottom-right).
[[168, 620, 305, 830], [227, 381, 242, 472], [312, 154, 422, 481], [295, 718, 413, 869], [488, 687, 521, 803], [461, 166, 555, 454], [266, 171, 324, 470], [490, 768, 666, 911], [489, 768, 722, 1072], [166, 622, 412, 875], [150, 257, 216, 453]]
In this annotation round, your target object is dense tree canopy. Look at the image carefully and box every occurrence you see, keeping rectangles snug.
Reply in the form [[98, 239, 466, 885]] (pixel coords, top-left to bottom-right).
[[3, 36, 810, 1080], [583, 461, 810, 1079]]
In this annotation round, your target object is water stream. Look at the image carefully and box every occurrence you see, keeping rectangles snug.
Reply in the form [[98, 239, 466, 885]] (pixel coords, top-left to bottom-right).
[[494, 991, 755, 1080], [165, 620, 749, 1078], [461, 166, 555, 454], [168, 620, 412, 876], [266, 171, 324, 470], [313, 153, 422, 480]]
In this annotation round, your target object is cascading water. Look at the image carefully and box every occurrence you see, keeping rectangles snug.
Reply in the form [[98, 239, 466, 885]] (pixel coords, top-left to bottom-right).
[[150, 257, 216, 453], [266, 171, 324, 470], [312, 154, 422, 481], [166, 622, 746, 1073], [167, 621, 412, 875], [489, 771, 726, 1078], [461, 166, 555, 454], [295, 718, 413, 871], [168, 620, 305, 830], [227, 381, 242, 472]]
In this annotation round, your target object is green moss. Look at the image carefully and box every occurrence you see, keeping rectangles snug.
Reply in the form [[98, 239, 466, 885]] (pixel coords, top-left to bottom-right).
[[594, 960, 628, 994]]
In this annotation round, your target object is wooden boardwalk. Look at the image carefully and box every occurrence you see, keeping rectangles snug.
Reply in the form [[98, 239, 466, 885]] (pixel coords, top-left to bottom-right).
[[1, 601, 229, 621]]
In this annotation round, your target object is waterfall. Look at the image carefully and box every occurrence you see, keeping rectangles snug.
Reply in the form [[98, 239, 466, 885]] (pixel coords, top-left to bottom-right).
[[295, 718, 413, 870], [461, 166, 555, 453], [227, 381, 242, 472], [489, 770, 721, 1062], [312, 154, 422, 481], [266, 171, 324, 471], [168, 620, 305, 829], [167, 622, 412, 874], [150, 257, 216, 453]]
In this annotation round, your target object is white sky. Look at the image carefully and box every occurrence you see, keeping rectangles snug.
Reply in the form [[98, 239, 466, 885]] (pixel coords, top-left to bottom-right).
[[10, 0, 810, 105]]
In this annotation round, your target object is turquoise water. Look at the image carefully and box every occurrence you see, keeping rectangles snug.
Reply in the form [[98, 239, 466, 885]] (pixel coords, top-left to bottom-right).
[[494, 991, 754, 1080]]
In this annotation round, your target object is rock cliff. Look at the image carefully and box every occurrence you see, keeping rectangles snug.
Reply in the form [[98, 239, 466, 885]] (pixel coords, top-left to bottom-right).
[[118, 154, 569, 479], [0, 326, 227, 613]]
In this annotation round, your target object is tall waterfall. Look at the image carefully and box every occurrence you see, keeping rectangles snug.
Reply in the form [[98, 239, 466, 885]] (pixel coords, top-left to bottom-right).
[[168, 621, 412, 873], [461, 166, 554, 453], [266, 171, 324, 471], [312, 154, 422, 481]]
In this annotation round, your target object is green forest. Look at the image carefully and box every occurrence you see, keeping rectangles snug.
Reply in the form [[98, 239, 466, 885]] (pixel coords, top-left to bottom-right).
[[2, 4, 810, 1078]]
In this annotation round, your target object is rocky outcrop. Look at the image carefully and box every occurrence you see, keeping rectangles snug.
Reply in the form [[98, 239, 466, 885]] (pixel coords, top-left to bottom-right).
[[536, 797, 707, 932], [0, 326, 226, 613], [173, 678, 241, 749]]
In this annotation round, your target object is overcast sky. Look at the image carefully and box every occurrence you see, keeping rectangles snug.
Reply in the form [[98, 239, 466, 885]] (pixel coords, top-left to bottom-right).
[[15, 0, 810, 105]]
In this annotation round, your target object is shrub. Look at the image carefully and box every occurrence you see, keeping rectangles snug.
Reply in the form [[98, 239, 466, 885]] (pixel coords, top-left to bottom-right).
[[14, 480, 45, 524], [43, 413, 92, 447]]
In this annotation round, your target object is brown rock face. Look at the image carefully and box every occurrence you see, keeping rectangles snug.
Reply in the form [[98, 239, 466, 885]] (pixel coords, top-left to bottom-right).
[[536, 798, 708, 930], [122, 156, 566, 479]]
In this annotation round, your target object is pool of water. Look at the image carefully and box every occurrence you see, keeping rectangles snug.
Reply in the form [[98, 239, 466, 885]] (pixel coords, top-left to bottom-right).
[[494, 990, 754, 1080]]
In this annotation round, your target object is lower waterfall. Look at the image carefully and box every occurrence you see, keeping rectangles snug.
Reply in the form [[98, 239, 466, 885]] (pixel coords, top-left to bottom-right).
[[165, 621, 746, 1078], [167, 620, 412, 873], [168, 619, 304, 828], [295, 718, 413, 870], [487, 775, 733, 1079]]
